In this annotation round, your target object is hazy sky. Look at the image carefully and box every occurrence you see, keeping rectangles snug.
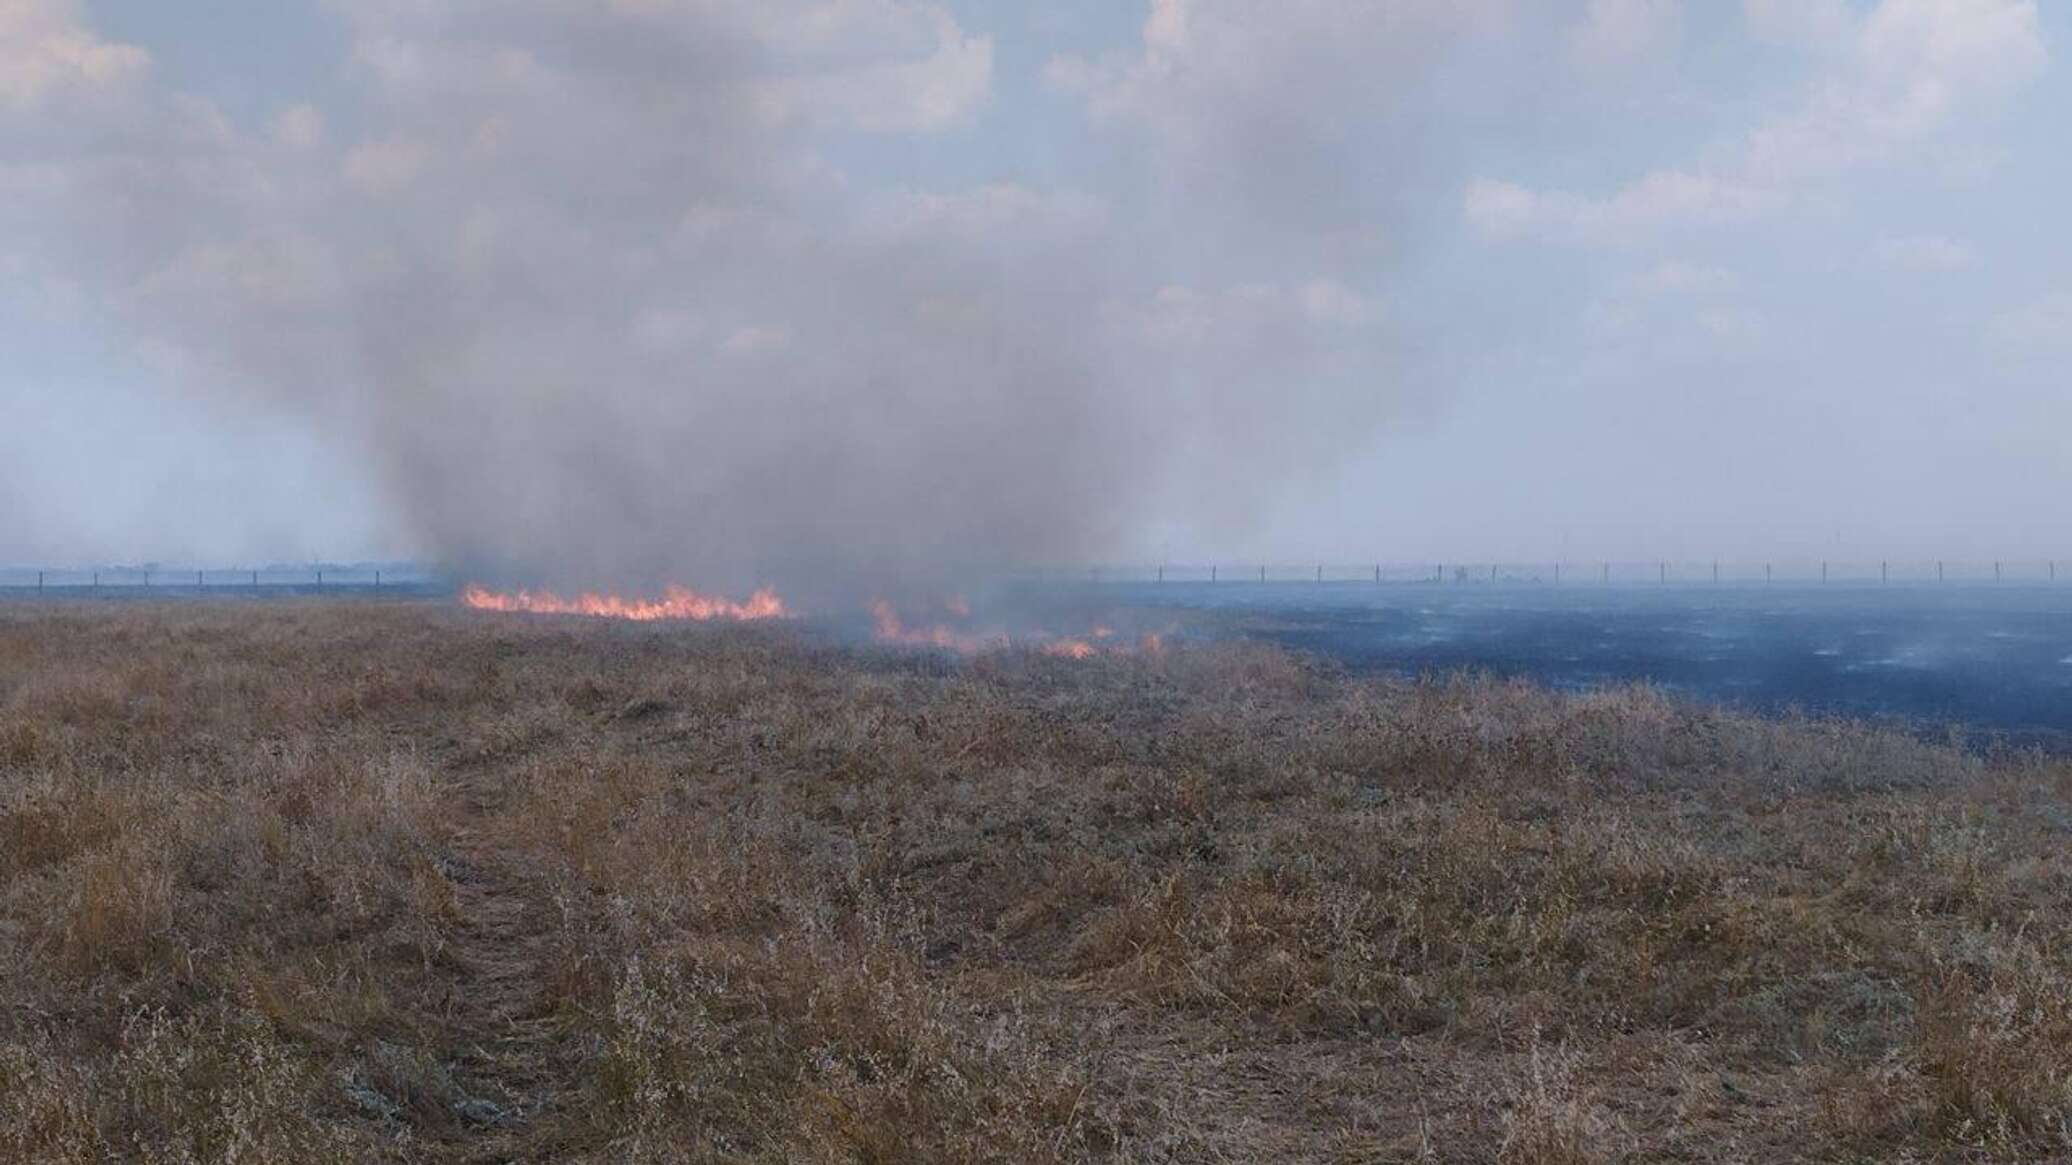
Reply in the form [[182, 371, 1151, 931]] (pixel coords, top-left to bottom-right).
[[3, 0, 2068, 575]]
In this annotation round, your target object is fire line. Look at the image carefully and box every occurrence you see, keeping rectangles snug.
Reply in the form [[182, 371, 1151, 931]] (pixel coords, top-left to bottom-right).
[[461, 583, 788, 622]]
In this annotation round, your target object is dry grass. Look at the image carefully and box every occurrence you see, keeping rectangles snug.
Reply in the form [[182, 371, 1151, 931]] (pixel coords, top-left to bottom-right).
[[2, 599, 2070, 1162]]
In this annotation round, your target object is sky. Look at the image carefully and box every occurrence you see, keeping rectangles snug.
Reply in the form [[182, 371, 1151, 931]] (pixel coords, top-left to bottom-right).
[[2, 0, 2068, 578]]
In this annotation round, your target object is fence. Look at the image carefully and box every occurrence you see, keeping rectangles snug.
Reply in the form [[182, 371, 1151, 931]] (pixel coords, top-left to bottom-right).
[[2, 560, 2064, 594], [1020, 560, 2067, 586], [0, 565, 445, 593]]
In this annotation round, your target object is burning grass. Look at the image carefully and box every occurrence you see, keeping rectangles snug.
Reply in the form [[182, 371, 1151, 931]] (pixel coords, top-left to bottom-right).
[[3, 599, 2071, 1161]]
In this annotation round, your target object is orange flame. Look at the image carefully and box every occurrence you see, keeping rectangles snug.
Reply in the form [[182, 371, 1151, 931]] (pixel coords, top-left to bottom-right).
[[1041, 639, 1099, 659], [462, 583, 788, 622], [868, 600, 1009, 653], [868, 599, 1168, 659]]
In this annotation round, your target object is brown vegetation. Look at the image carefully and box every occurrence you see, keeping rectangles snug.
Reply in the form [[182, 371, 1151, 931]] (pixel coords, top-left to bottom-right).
[[2, 600, 2070, 1162]]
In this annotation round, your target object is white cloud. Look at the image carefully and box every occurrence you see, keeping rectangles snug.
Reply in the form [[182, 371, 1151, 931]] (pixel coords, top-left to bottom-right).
[[1742, 0, 1855, 49], [628, 307, 703, 353], [1298, 279, 1385, 327], [1460, 180, 1541, 238], [1569, 0, 1683, 67], [1990, 292, 2072, 348], [1627, 261, 1737, 296], [270, 103, 325, 150], [1121, 279, 1383, 348], [1050, 0, 1504, 129], [1873, 233, 1976, 271], [745, 2, 993, 133], [1742, 0, 2045, 184], [1695, 306, 1766, 342], [0, 0, 148, 109], [1470, 0, 2047, 242], [135, 235, 333, 307], [342, 137, 431, 196], [336, 2, 992, 137], [1465, 171, 1779, 242], [866, 183, 1103, 244], [719, 324, 793, 356]]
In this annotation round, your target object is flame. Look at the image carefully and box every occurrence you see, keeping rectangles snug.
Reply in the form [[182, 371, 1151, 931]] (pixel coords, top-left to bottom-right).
[[1041, 639, 1099, 659], [868, 599, 1009, 653], [868, 599, 1168, 659], [462, 583, 788, 621], [1045, 631, 1166, 658]]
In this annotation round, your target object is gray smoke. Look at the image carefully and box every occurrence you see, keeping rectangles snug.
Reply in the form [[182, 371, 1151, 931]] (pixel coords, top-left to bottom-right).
[[3, 1, 1473, 597]]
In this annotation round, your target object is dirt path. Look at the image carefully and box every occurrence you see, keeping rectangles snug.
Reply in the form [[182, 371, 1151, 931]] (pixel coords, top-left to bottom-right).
[[409, 773, 568, 1162]]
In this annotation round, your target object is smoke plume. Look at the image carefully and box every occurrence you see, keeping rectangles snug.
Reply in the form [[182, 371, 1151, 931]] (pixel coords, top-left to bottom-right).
[[1, 1, 1473, 595]]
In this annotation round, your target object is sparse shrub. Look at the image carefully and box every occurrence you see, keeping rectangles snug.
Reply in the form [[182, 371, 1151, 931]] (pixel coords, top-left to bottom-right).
[[1497, 1040, 1624, 1165]]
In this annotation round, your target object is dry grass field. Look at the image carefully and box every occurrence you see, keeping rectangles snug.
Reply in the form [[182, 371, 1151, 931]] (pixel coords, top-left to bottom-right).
[[3, 599, 2070, 1162]]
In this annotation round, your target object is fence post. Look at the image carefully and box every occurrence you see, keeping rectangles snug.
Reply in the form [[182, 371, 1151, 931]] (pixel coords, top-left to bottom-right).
[[1995, 561, 2002, 583], [1211, 565, 1217, 584], [317, 570, 323, 590], [37, 571, 43, 594], [1259, 565, 1265, 583], [1822, 562, 1828, 583], [1881, 561, 1888, 585], [1157, 565, 1164, 583], [1602, 563, 1609, 584], [1374, 564, 1381, 583], [252, 571, 258, 588], [144, 571, 150, 589], [198, 569, 205, 588], [1659, 562, 1666, 584], [1937, 561, 1944, 583], [1553, 562, 1560, 585], [1491, 564, 1498, 584], [1316, 564, 1322, 583], [92, 571, 99, 590], [1712, 561, 1719, 584], [375, 570, 382, 590], [1765, 563, 1772, 584]]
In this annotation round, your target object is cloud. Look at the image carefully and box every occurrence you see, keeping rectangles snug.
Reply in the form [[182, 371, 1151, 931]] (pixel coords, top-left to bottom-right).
[[863, 183, 1105, 246], [342, 137, 432, 196], [269, 103, 325, 150], [718, 324, 793, 357], [1469, 0, 2047, 242], [1626, 261, 1738, 296], [1464, 172, 1780, 242], [1569, 0, 1683, 67], [746, 2, 993, 132], [1990, 292, 2072, 349], [1741, 0, 1855, 49], [1121, 280, 1385, 347], [1873, 233, 1976, 271], [1049, 0, 1509, 131], [0, 0, 149, 110], [1695, 306, 1766, 343]]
